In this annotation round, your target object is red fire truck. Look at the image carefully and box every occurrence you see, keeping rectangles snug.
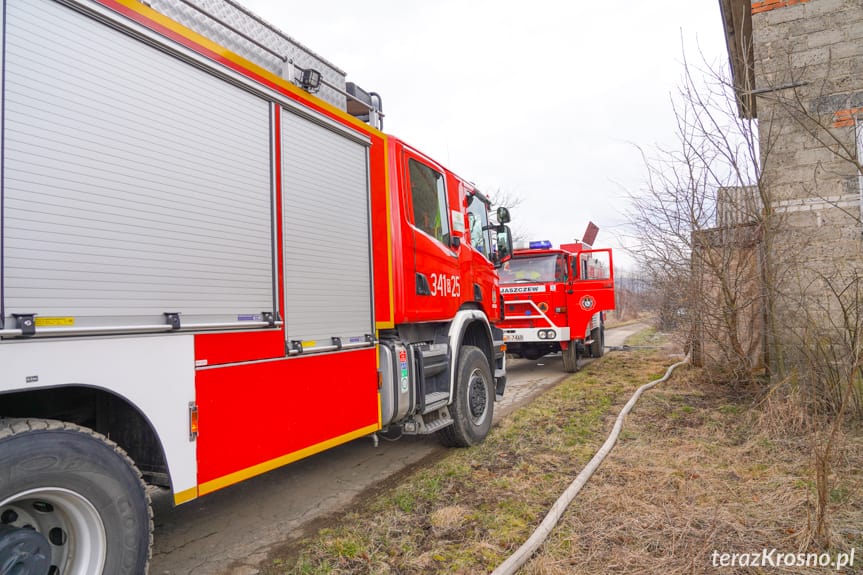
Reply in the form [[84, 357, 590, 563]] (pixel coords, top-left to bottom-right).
[[498, 238, 614, 372], [0, 0, 513, 572]]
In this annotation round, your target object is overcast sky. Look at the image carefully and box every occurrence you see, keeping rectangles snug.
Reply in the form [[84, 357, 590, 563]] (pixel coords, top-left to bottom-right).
[[242, 0, 729, 269]]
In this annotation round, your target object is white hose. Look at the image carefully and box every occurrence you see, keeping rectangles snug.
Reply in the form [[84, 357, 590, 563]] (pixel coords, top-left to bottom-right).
[[490, 357, 690, 575]]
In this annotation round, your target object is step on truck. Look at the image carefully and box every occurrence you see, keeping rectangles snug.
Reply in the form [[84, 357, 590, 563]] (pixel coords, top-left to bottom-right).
[[498, 233, 614, 372], [0, 0, 514, 572]]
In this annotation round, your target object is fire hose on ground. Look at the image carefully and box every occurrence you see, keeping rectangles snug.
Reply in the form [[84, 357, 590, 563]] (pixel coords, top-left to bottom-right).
[[490, 356, 691, 575]]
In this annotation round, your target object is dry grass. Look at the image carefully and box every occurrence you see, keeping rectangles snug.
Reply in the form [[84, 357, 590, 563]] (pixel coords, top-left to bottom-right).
[[523, 367, 863, 574], [262, 332, 863, 574]]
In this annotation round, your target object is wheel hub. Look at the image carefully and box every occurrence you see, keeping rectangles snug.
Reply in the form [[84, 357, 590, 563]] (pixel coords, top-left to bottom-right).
[[0, 488, 107, 575], [0, 524, 51, 575], [467, 369, 488, 424]]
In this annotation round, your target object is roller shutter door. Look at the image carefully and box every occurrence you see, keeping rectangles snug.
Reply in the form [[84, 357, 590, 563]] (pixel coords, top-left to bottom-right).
[[1, 0, 274, 330], [281, 110, 372, 349]]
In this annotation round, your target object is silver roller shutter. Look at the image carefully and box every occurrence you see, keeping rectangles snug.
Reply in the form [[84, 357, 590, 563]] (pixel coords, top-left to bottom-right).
[[1, 0, 274, 330], [280, 110, 373, 350]]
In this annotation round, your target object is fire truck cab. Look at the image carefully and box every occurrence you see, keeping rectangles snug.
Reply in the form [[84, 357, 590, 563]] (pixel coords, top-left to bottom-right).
[[499, 241, 615, 372]]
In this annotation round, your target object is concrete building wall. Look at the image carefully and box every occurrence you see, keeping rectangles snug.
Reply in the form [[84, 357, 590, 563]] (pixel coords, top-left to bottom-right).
[[719, 0, 863, 374]]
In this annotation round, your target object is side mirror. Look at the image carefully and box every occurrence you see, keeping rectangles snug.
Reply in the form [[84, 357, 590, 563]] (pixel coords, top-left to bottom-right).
[[496, 206, 511, 224], [495, 225, 513, 268]]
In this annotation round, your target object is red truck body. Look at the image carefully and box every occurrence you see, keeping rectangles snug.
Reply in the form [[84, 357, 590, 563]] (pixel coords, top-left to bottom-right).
[[0, 1, 512, 571]]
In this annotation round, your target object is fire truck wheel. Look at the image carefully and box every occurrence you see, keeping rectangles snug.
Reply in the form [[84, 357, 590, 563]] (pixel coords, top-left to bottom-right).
[[438, 346, 494, 448], [562, 340, 579, 373], [590, 326, 605, 358], [0, 418, 152, 575]]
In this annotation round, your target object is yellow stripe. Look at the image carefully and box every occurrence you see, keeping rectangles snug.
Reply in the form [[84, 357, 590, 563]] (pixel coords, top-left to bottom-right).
[[110, 0, 384, 137], [173, 486, 198, 506], [34, 317, 74, 327], [375, 133, 396, 330], [377, 391, 383, 427], [197, 423, 380, 496]]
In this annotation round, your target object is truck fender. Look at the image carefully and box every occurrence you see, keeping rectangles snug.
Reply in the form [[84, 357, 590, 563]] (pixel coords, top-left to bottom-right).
[[445, 309, 494, 402]]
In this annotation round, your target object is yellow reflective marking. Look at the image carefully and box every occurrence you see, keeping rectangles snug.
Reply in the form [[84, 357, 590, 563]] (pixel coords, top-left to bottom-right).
[[173, 486, 198, 506], [375, 134, 396, 330], [197, 423, 380, 496], [110, 0, 384, 137], [34, 317, 74, 327]]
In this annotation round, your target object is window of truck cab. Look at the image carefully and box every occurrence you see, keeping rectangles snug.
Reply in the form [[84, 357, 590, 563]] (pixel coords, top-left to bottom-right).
[[499, 254, 567, 284], [577, 251, 611, 280], [466, 194, 491, 258], [408, 158, 449, 245]]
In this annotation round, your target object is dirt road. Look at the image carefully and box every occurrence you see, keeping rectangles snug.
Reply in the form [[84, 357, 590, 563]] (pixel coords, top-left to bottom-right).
[[149, 323, 647, 574]]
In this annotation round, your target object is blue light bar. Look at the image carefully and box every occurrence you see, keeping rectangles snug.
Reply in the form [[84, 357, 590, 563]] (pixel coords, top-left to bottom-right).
[[529, 240, 552, 249]]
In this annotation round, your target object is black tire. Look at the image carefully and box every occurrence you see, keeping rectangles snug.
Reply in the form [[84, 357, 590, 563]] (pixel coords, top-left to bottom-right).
[[562, 340, 579, 373], [590, 326, 605, 358], [0, 419, 152, 575], [521, 348, 544, 361], [438, 346, 494, 447]]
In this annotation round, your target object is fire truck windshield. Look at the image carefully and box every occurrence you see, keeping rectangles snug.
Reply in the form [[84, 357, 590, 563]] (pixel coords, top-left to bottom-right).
[[499, 254, 565, 284]]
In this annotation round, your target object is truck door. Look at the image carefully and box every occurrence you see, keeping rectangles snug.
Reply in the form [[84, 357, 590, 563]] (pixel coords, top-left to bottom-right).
[[404, 153, 460, 321], [464, 188, 497, 316], [567, 249, 615, 331]]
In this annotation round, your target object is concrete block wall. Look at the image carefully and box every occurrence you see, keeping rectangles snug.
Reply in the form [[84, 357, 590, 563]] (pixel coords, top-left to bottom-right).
[[748, 0, 863, 369], [754, 0, 863, 196]]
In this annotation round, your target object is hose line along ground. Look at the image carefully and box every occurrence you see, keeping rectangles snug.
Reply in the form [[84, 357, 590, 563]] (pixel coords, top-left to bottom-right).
[[491, 357, 690, 575]]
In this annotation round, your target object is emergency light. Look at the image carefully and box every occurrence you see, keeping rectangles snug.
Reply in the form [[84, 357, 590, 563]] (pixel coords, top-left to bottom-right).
[[529, 240, 552, 249]]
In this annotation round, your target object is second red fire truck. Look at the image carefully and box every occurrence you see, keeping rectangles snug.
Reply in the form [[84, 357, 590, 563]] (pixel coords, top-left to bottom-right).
[[498, 236, 615, 372]]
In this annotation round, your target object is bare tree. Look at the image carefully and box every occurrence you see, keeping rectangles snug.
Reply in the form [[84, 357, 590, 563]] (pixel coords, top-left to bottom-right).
[[627, 48, 766, 381], [488, 188, 528, 242], [630, 33, 863, 546]]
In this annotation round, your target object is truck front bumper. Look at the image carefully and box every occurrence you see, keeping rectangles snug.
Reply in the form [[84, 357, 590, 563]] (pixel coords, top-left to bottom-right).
[[502, 327, 571, 344]]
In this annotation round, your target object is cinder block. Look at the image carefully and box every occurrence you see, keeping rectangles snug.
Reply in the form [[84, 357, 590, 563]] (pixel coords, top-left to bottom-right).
[[805, 0, 851, 18], [806, 28, 846, 49]]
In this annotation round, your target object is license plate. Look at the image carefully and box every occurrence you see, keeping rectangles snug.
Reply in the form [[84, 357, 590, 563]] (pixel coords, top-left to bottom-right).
[[504, 334, 523, 341]]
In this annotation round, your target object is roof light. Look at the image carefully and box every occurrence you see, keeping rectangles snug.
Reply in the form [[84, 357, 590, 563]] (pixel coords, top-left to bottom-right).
[[529, 240, 552, 249], [300, 68, 322, 92]]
